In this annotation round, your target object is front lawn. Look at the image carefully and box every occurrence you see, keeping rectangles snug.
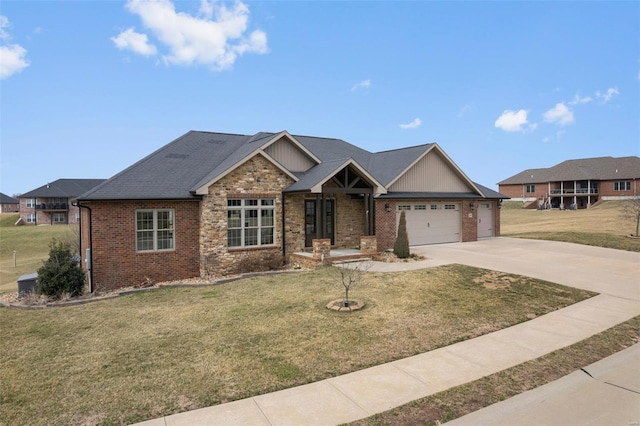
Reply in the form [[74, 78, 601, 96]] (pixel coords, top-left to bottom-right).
[[0, 265, 594, 425]]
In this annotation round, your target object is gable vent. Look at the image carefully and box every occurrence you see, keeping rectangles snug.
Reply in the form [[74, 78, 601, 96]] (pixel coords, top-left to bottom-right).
[[165, 153, 188, 159]]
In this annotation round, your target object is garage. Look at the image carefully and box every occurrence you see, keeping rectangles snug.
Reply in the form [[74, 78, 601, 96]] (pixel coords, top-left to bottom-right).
[[477, 202, 494, 238], [397, 202, 461, 245]]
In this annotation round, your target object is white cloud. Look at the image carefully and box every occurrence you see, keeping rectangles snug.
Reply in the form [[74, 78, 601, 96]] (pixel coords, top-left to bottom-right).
[[568, 94, 592, 105], [595, 87, 619, 103], [494, 109, 529, 132], [114, 0, 268, 70], [111, 28, 157, 56], [399, 118, 422, 129], [543, 102, 574, 126], [0, 16, 29, 79], [351, 79, 371, 91]]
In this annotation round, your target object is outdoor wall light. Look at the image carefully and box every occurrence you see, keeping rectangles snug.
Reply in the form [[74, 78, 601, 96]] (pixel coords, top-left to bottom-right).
[[385, 203, 392, 212], [469, 202, 475, 210]]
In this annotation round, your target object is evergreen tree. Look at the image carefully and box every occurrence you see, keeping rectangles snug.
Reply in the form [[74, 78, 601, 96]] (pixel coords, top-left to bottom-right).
[[37, 239, 85, 298], [393, 210, 410, 258]]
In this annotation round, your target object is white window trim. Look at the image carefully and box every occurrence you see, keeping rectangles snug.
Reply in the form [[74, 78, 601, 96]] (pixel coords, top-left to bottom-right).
[[26, 198, 36, 208], [135, 209, 175, 253], [26, 213, 36, 223], [227, 198, 275, 248]]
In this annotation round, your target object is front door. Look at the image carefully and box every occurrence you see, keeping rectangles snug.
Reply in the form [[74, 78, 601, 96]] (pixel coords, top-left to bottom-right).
[[305, 199, 335, 247]]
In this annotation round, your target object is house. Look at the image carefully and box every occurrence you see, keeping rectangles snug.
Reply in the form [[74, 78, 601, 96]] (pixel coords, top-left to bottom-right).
[[498, 156, 640, 209], [18, 179, 106, 225], [76, 130, 507, 291], [0, 193, 20, 213]]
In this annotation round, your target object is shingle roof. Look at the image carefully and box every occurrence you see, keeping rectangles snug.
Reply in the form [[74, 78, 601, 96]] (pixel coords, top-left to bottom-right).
[[0, 192, 19, 204], [19, 179, 106, 199], [498, 156, 640, 185], [79, 130, 503, 201]]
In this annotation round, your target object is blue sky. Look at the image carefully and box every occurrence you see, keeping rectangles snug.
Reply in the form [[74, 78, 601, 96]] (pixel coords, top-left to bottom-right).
[[1, 1, 638, 196]]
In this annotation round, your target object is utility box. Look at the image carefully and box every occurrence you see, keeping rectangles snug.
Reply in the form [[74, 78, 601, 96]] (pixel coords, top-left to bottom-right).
[[17, 273, 38, 294]]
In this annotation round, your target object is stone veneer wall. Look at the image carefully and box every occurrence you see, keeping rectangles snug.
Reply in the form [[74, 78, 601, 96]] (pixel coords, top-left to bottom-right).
[[200, 154, 294, 278]]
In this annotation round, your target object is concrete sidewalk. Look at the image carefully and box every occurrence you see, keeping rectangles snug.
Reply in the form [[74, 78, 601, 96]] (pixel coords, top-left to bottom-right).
[[134, 239, 640, 426], [445, 343, 640, 426]]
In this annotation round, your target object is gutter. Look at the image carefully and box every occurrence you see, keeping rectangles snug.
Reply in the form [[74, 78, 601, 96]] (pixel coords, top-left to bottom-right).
[[72, 200, 94, 293]]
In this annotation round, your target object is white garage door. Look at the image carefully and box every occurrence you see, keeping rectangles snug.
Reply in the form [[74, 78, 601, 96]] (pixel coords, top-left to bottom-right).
[[477, 203, 494, 238], [397, 203, 461, 245]]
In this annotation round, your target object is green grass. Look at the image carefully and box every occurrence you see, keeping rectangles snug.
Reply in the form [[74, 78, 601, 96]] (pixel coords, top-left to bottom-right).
[[0, 213, 78, 293], [0, 265, 594, 426]]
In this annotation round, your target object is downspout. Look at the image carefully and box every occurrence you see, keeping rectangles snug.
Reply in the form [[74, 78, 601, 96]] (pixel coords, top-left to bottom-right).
[[73, 201, 93, 293]]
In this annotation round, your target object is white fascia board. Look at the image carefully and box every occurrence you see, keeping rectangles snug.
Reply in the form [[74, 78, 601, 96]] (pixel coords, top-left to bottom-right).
[[194, 151, 299, 195]]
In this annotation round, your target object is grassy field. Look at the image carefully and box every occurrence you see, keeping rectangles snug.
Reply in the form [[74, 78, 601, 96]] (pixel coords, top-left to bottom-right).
[[0, 213, 78, 293], [501, 201, 640, 252], [0, 266, 593, 426]]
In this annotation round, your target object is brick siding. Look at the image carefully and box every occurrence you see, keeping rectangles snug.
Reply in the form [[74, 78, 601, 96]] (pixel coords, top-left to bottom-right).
[[81, 200, 200, 291]]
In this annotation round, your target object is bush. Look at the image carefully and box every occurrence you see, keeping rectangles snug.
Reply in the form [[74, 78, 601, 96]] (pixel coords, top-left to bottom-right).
[[393, 210, 410, 258], [37, 239, 85, 299]]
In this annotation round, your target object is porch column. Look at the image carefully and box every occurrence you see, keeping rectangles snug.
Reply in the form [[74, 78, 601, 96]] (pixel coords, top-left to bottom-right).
[[321, 193, 327, 239], [369, 193, 375, 236], [315, 194, 322, 240]]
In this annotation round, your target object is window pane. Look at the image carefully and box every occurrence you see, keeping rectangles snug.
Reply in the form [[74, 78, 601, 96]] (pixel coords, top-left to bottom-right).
[[245, 199, 258, 206], [157, 211, 173, 230], [244, 228, 258, 246], [261, 209, 274, 227], [137, 211, 154, 230], [228, 199, 241, 207], [228, 229, 241, 247], [228, 210, 241, 228], [261, 199, 274, 206], [245, 209, 258, 227], [157, 230, 174, 250], [137, 230, 154, 251], [261, 228, 274, 245]]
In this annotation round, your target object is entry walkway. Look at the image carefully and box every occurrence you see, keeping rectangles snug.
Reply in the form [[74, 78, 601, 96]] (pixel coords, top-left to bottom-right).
[[135, 239, 640, 426]]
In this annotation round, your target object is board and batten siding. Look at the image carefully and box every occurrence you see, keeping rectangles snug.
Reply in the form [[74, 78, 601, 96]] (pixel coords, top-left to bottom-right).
[[389, 150, 472, 192], [264, 137, 316, 172]]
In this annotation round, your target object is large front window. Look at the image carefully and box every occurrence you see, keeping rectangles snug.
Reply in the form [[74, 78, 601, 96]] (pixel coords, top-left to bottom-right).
[[136, 209, 175, 252], [227, 199, 275, 248]]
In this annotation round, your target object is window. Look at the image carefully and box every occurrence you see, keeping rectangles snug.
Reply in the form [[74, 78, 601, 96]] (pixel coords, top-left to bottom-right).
[[26, 198, 35, 208], [414, 204, 426, 210], [397, 205, 411, 211], [614, 181, 631, 191], [227, 199, 275, 248], [136, 209, 175, 252], [444, 204, 457, 210], [53, 213, 66, 223], [526, 184, 535, 193], [430, 204, 439, 210], [26, 213, 36, 223]]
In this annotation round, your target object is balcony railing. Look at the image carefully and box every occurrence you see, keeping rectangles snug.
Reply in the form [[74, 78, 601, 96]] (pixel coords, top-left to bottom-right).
[[35, 203, 68, 210], [549, 188, 598, 195]]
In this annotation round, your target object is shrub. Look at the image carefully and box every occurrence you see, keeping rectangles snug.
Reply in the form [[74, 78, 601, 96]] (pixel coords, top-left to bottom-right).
[[393, 210, 411, 258], [37, 239, 85, 299]]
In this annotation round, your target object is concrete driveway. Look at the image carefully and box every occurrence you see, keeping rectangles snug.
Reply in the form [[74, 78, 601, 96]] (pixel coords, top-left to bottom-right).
[[410, 237, 640, 301]]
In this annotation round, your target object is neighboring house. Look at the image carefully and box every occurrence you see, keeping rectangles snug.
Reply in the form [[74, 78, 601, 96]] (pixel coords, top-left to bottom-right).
[[498, 156, 640, 209], [0, 193, 20, 213], [77, 130, 507, 291], [19, 179, 106, 225]]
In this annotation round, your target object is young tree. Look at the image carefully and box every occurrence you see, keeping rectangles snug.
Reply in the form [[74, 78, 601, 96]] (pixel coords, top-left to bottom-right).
[[393, 210, 410, 258], [621, 197, 640, 237], [37, 239, 85, 298], [332, 261, 371, 307]]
